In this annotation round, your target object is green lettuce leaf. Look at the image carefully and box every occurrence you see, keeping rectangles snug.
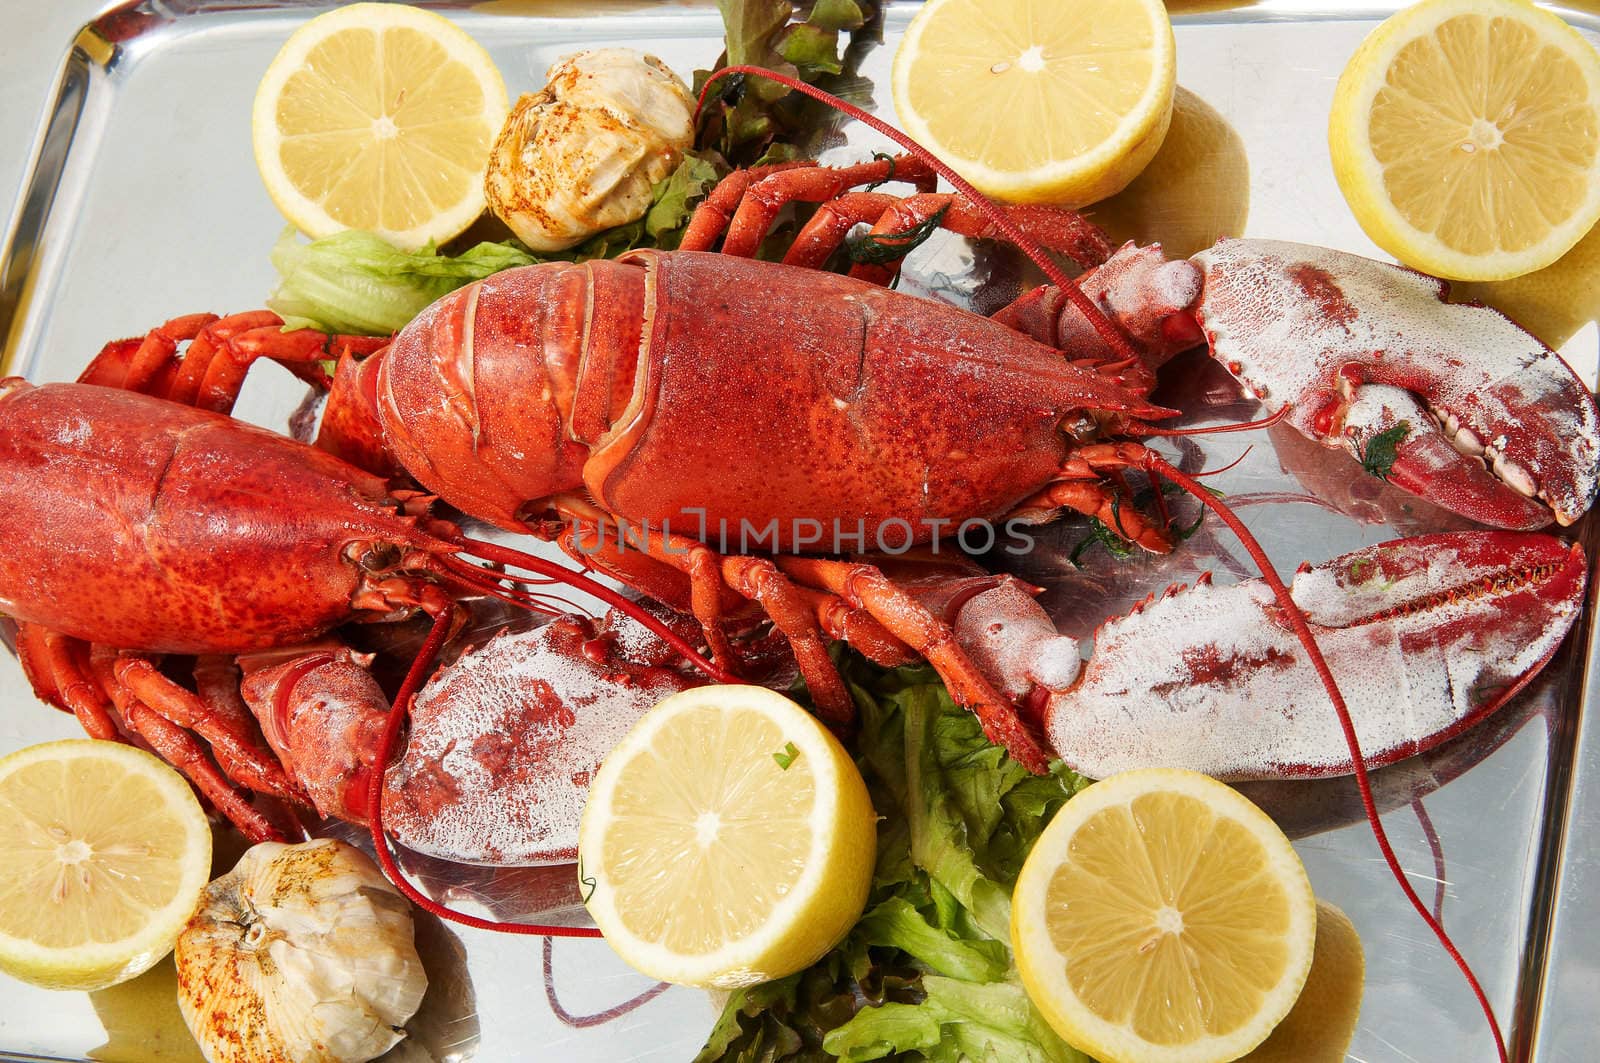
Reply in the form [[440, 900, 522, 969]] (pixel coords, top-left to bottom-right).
[[824, 978, 1082, 1063], [696, 0, 876, 166], [697, 663, 1093, 1062], [266, 154, 723, 336], [267, 229, 536, 335], [647, 153, 724, 248]]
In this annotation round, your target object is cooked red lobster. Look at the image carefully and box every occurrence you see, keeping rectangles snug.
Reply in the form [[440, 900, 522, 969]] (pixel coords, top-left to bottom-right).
[[5, 150, 1593, 841], [0, 73, 1590, 1058]]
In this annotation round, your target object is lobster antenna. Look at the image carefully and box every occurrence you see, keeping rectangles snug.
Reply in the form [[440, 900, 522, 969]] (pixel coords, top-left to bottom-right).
[[432, 552, 609, 620], [696, 65, 1509, 1063], [443, 532, 738, 685], [1187, 445, 1252, 479], [1127, 405, 1292, 437]]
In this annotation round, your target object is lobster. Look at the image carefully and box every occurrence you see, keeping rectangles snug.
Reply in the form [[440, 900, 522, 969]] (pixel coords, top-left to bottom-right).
[[0, 67, 1587, 1059], [295, 238, 1598, 767], [0, 376, 733, 846]]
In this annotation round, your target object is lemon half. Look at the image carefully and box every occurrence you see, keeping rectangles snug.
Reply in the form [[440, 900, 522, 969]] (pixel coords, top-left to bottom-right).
[[577, 685, 876, 989], [1330, 0, 1600, 281], [0, 740, 212, 991], [891, 0, 1175, 206], [252, 3, 508, 250], [1012, 768, 1317, 1063]]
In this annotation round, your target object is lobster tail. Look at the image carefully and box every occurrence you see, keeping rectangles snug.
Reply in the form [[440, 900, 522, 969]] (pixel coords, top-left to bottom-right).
[[375, 262, 624, 531]]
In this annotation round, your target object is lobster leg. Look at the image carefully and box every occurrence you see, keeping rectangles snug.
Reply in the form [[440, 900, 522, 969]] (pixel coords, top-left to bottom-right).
[[776, 555, 1052, 774], [682, 155, 936, 256], [88, 647, 285, 843], [1005, 442, 1177, 553], [79, 313, 219, 394], [700, 163, 1112, 279], [81, 310, 385, 415], [112, 656, 299, 802], [678, 160, 819, 251], [838, 193, 1116, 285], [169, 312, 384, 412], [797, 586, 919, 668], [558, 516, 744, 675], [719, 556, 855, 730], [555, 511, 859, 726], [191, 656, 265, 742], [15, 624, 123, 742], [781, 191, 900, 271]]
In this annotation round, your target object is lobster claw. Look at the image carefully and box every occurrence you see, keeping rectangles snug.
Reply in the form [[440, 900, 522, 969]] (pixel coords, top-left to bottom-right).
[[380, 612, 699, 865], [1191, 239, 1600, 529], [956, 532, 1585, 780]]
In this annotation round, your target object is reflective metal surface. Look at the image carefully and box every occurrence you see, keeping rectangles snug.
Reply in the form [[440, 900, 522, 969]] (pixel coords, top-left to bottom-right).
[[1, 2, 1598, 1060]]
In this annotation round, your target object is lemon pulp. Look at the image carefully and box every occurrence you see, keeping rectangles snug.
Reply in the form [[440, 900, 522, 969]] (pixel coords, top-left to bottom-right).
[[578, 685, 875, 988], [252, 3, 508, 249], [1330, 0, 1600, 280], [0, 740, 212, 991], [1013, 768, 1316, 1063], [891, 0, 1175, 205]]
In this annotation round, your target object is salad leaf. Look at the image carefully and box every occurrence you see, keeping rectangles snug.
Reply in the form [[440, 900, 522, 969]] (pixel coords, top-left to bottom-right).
[[696, 1, 877, 166], [825, 978, 1079, 1063], [647, 153, 724, 247], [778, 23, 847, 78], [1360, 421, 1412, 481], [853, 897, 1007, 983], [266, 155, 723, 336], [268, 229, 535, 335], [696, 663, 1092, 1062]]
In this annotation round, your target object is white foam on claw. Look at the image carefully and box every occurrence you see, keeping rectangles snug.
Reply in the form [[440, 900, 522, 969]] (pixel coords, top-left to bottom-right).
[[1046, 539, 1580, 779], [384, 622, 690, 864], [953, 582, 1081, 699], [1192, 239, 1600, 524]]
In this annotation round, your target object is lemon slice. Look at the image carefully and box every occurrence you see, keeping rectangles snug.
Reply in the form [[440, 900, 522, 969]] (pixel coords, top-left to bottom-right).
[[252, 3, 508, 250], [891, 0, 1175, 206], [1243, 900, 1365, 1062], [577, 685, 876, 989], [1329, 0, 1600, 281], [0, 740, 212, 991], [1012, 768, 1316, 1063]]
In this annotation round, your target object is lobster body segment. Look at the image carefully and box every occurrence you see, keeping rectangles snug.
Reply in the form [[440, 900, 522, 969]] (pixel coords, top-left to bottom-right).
[[0, 381, 440, 653], [374, 252, 1170, 546], [586, 251, 1165, 546]]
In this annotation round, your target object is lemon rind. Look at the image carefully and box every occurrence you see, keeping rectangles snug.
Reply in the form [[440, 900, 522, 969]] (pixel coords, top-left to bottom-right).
[[251, 2, 508, 250], [1329, 0, 1600, 282], [578, 685, 874, 989], [890, 0, 1176, 206], [1012, 768, 1316, 1063], [0, 740, 212, 990]]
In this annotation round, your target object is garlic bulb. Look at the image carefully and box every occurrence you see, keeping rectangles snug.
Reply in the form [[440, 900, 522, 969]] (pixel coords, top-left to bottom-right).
[[485, 48, 695, 251], [174, 839, 426, 1063]]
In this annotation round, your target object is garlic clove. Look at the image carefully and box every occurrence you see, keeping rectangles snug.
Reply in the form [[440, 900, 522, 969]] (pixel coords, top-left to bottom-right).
[[485, 48, 695, 251], [175, 839, 426, 1063]]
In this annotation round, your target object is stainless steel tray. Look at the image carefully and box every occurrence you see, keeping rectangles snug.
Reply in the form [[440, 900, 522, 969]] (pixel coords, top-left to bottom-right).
[[3, 1, 1599, 1060]]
